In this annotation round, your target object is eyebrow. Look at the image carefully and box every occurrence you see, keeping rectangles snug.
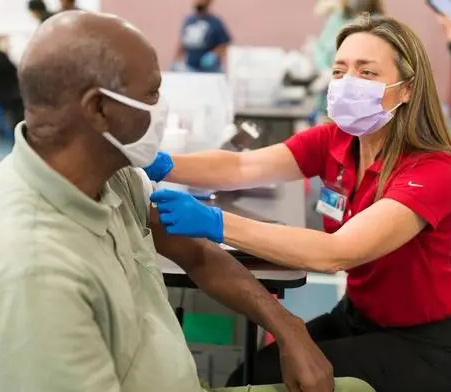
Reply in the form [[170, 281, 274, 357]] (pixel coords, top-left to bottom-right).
[[334, 59, 379, 66]]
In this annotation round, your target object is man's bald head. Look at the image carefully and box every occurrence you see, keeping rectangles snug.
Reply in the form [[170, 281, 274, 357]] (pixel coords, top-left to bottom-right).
[[20, 10, 162, 185], [19, 11, 157, 109]]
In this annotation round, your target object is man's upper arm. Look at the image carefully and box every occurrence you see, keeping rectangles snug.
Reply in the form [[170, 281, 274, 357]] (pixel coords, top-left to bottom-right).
[[0, 268, 120, 392], [133, 168, 238, 274], [148, 206, 212, 274]]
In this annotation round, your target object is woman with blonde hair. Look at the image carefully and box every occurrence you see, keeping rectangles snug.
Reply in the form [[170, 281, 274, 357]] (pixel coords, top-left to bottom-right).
[[147, 15, 451, 391]]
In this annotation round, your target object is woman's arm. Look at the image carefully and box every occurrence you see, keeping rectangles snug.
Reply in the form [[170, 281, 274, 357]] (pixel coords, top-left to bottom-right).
[[167, 143, 303, 190], [223, 198, 426, 273], [151, 153, 451, 274], [150, 189, 426, 273]]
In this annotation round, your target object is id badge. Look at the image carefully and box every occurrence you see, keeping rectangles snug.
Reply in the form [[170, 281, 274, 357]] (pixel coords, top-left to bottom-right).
[[316, 185, 347, 223]]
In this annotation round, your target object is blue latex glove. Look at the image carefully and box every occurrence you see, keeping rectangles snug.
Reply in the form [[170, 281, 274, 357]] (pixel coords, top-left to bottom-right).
[[143, 152, 174, 183], [151, 189, 224, 243], [199, 52, 220, 72]]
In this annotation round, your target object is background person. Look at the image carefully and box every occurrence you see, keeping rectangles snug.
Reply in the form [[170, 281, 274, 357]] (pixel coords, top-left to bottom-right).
[[173, 0, 231, 72]]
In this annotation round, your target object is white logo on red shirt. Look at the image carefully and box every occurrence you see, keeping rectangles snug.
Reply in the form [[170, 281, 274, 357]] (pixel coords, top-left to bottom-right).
[[408, 181, 424, 188]]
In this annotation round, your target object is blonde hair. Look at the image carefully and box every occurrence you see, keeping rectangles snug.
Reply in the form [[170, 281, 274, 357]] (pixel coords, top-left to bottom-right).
[[336, 15, 451, 199]]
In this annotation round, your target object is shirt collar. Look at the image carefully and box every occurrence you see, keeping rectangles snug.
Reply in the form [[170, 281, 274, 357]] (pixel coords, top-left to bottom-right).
[[330, 126, 383, 174], [12, 122, 122, 236]]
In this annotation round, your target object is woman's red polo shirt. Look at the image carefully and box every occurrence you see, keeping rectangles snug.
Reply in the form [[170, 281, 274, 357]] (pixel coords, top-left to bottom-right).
[[285, 124, 451, 327]]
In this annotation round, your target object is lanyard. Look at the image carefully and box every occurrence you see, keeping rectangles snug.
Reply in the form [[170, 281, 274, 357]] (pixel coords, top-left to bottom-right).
[[336, 166, 345, 187]]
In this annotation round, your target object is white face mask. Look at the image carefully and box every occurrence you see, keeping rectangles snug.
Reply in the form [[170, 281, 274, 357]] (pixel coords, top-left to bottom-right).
[[99, 88, 168, 168]]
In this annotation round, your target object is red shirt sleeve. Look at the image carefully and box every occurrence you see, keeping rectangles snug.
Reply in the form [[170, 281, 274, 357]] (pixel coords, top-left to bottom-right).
[[383, 153, 451, 228], [284, 124, 334, 179]]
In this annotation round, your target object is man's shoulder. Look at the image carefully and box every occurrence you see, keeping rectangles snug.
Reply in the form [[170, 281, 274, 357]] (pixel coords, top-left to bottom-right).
[[109, 166, 146, 204], [0, 159, 95, 281], [109, 167, 149, 227], [0, 155, 71, 228], [0, 224, 94, 290], [0, 154, 23, 187], [0, 155, 48, 219]]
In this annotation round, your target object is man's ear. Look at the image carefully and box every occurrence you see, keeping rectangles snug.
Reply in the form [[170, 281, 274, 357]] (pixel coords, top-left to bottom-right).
[[81, 88, 108, 134]]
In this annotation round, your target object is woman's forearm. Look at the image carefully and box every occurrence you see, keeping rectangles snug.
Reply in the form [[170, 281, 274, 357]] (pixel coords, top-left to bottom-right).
[[221, 199, 424, 274], [222, 212, 346, 273], [166, 144, 302, 191], [167, 150, 246, 191]]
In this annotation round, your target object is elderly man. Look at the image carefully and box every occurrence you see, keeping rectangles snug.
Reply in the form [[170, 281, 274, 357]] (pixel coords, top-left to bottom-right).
[[0, 11, 373, 392]]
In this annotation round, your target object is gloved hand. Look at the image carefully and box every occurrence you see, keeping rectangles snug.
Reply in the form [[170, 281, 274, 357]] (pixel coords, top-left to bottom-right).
[[143, 152, 174, 183], [150, 189, 224, 243], [200, 52, 220, 72]]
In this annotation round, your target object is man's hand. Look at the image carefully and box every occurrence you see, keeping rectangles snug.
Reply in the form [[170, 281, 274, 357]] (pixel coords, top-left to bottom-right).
[[277, 318, 334, 392], [143, 152, 174, 183]]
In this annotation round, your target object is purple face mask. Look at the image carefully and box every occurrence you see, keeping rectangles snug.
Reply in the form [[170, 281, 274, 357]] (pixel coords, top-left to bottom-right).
[[327, 76, 405, 137]]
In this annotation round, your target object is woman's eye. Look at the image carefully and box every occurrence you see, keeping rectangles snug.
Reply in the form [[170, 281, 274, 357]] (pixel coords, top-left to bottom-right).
[[332, 69, 344, 78], [361, 70, 377, 77]]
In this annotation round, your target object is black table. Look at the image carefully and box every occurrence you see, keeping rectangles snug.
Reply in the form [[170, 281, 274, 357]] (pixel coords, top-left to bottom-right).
[[159, 180, 308, 385]]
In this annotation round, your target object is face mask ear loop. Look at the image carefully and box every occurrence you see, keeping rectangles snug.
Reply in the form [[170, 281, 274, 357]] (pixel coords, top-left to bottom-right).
[[388, 101, 403, 114], [99, 88, 155, 112], [385, 78, 409, 113], [386, 79, 406, 90]]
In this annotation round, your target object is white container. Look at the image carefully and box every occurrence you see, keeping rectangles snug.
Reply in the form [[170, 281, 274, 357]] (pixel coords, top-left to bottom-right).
[[160, 113, 189, 155]]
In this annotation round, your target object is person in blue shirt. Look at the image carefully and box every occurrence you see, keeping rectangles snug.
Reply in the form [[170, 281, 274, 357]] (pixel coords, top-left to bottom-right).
[[174, 0, 231, 73]]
